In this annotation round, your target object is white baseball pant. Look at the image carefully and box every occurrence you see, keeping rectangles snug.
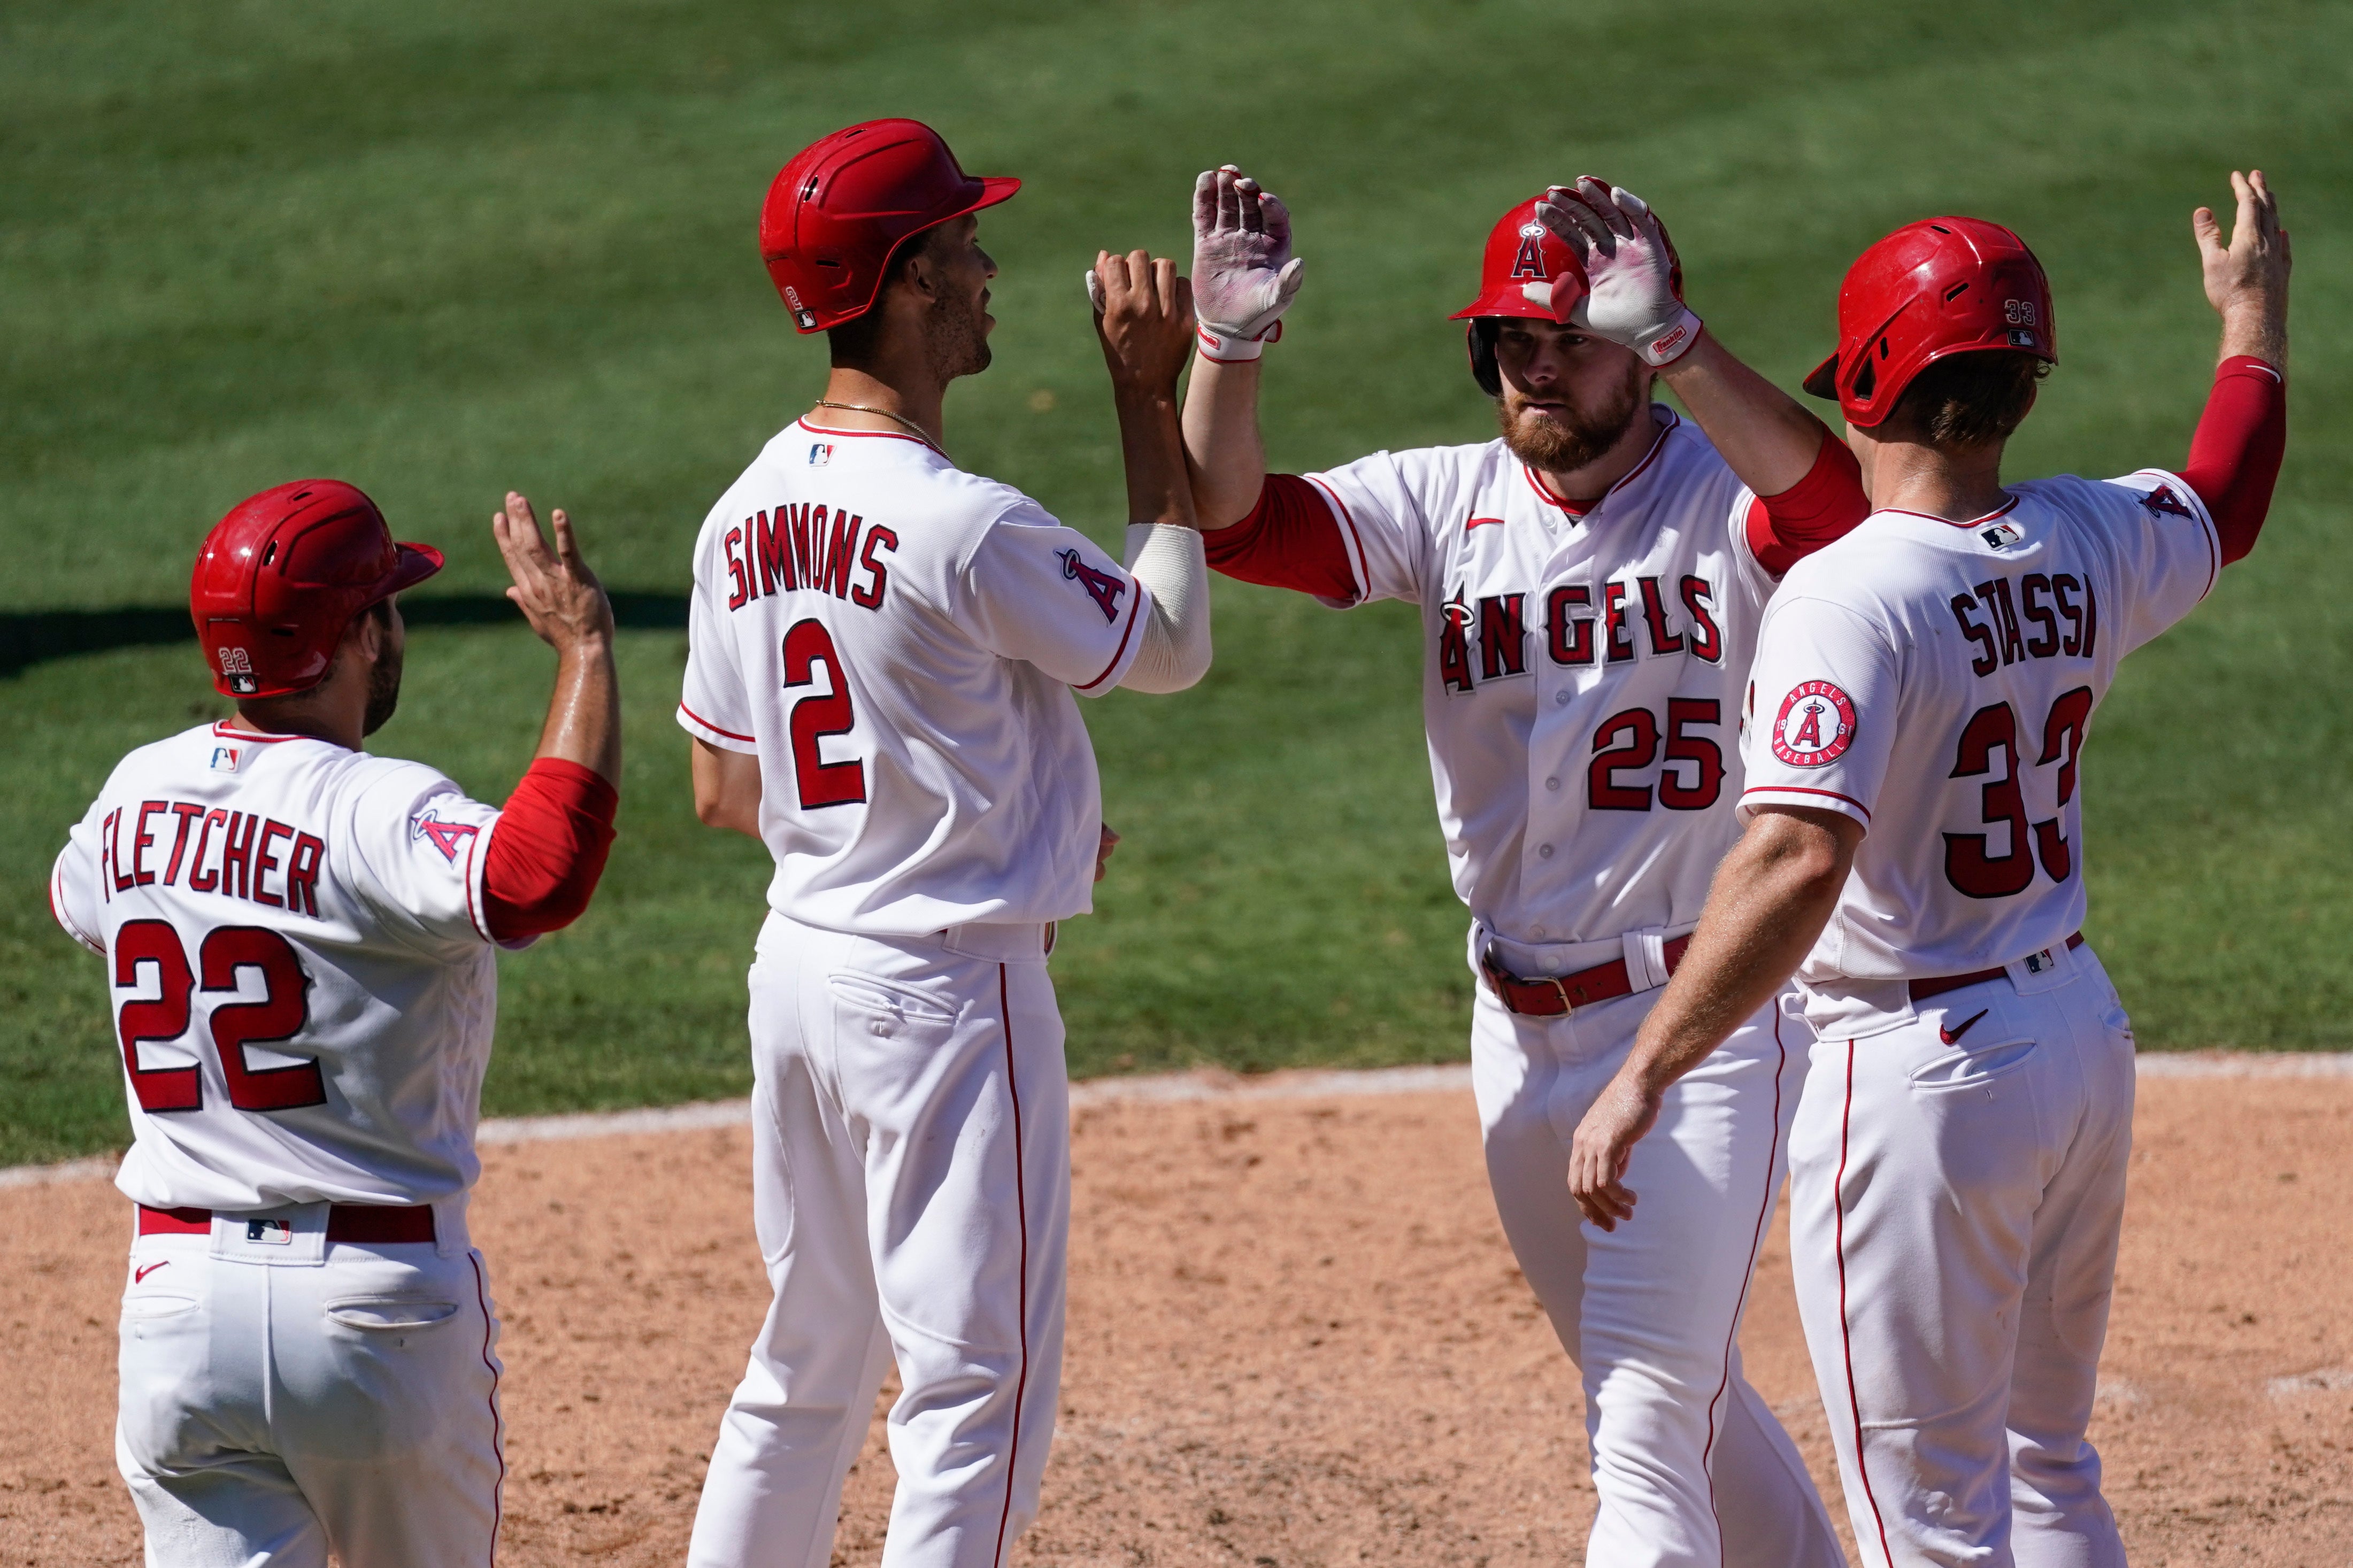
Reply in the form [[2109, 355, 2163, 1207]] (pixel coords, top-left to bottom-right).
[[1789, 945, 2134, 1568], [116, 1212, 504, 1568], [1471, 975, 1846, 1568], [687, 914, 1067, 1568]]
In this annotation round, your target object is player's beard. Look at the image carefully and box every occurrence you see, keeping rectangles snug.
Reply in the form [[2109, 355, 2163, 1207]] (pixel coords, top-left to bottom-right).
[[926, 287, 993, 381], [1495, 361, 1648, 473], [362, 642, 403, 737]]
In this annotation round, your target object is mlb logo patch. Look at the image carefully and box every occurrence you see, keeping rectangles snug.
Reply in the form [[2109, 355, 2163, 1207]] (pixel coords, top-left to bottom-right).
[[808, 444, 833, 466], [1980, 520, 2024, 551], [218, 646, 258, 696], [2023, 946, 2059, 975], [246, 1218, 293, 1246], [210, 746, 241, 773]]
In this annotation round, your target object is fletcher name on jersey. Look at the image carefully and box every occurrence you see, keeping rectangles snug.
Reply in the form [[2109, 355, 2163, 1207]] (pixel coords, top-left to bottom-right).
[[50, 482, 624, 1567]]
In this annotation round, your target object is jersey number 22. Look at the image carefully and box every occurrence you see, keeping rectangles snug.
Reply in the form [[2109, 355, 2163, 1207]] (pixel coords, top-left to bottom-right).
[[114, 922, 323, 1113]]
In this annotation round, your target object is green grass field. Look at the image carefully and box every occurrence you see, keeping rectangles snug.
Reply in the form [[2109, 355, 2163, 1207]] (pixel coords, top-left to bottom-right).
[[5, 0, 2349, 1164]]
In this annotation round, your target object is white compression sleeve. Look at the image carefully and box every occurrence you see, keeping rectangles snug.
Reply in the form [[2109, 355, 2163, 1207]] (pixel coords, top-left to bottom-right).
[[1117, 523, 1212, 693]]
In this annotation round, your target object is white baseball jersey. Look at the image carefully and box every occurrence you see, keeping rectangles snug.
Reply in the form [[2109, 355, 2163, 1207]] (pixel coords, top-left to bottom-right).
[[49, 722, 510, 1210], [678, 418, 1151, 936], [1741, 470, 2218, 982], [1311, 406, 1775, 945]]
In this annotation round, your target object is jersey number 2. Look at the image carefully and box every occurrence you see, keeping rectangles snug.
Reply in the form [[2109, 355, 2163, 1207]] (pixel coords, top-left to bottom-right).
[[1944, 687, 2094, 898], [112, 923, 323, 1113], [784, 619, 867, 810]]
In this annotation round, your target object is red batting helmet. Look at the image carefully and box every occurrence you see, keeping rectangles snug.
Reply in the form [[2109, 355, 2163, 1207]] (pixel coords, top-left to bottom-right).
[[190, 480, 443, 699], [758, 118, 1020, 333], [1803, 217, 2056, 427], [1452, 185, 1681, 396]]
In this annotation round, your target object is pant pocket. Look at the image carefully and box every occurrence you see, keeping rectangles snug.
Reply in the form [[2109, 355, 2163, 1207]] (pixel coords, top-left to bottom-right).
[[1908, 1037, 2039, 1090], [325, 1297, 462, 1331]]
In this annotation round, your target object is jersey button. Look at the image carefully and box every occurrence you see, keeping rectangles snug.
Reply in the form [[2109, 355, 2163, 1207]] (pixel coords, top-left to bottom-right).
[[1531, 924, 1548, 939], [1554, 691, 1572, 706], [1544, 777, 1560, 791], [1537, 844, 1554, 859]]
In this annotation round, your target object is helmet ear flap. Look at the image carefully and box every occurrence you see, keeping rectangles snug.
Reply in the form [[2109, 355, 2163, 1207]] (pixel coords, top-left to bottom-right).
[[1467, 319, 1502, 398]]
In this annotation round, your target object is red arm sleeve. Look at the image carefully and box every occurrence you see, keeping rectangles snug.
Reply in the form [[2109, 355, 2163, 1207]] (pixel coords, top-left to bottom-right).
[[1199, 474, 1358, 601], [1743, 427, 1871, 578], [483, 757, 620, 943], [2180, 354, 2287, 567]]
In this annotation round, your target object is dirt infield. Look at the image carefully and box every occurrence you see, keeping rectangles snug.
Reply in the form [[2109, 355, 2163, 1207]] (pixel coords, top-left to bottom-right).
[[4, 1069, 2349, 1565]]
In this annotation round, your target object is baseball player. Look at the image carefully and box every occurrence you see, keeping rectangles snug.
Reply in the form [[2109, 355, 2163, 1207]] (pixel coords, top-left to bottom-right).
[[49, 481, 623, 1566], [1567, 173, 2291, 1566], [678, 119, 1211, 1568], [1182, 168, 1866, 1566]]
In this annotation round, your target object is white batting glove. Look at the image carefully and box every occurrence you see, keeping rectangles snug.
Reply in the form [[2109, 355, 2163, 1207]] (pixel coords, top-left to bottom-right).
[[1536, 178, 1704, 368], [1188, 165, 1305, 362]]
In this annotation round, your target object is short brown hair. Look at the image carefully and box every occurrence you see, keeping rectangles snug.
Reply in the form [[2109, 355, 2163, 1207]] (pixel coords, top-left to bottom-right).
[[824, 225, 943, 368], [1886, 350, 2048, 450]]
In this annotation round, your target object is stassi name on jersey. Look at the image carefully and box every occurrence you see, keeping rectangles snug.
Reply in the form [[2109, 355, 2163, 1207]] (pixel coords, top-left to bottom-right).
[[96, 801, 325, 916], [1950, 569, 2098, 678], [722, 502, 899, 614], [1440, 573, 1724, 693]]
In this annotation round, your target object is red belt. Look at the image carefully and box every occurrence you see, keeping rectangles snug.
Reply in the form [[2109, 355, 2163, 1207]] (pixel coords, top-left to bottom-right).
[[137, 1203, 437, 1245], [1908, 932, 2084, 1003], [1481, 934, 1693, 1017]]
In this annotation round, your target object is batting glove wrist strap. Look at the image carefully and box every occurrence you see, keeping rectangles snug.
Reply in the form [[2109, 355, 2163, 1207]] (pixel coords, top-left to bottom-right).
[[1196, 319, 1282, 363], [1632, 305, 1704, 367]]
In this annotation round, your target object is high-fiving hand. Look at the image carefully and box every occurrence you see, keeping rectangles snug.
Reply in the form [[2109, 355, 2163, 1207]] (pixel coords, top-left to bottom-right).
[[1088, 249, 1195, 398], [493, 492, 613, 655], [2195, 169, 2289, 369], [1188, 165, 1305, 361], [1536, 177, 1703, 368]]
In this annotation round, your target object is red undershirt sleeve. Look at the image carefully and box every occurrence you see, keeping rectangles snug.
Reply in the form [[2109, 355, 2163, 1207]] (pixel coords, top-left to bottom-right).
[[483, 757, 620, 943], [1200, 474, 1358, 601], [1743, 426, 1871, 578], [2180, 354, 2287, 567]]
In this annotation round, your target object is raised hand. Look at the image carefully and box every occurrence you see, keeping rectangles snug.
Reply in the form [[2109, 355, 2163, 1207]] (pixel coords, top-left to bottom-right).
[[493, 492, 614, 655], [1188, 165, 1305, 359], [1536, 177, 1703, 368], [2195, 169, 2289, 369], [1088, 249, 1196, 398]]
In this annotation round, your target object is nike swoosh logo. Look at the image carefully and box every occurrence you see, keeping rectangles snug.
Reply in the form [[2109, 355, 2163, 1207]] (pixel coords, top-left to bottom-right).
[[134, 1262, 170, 1284], [1940, 1009, 1990, 1046]]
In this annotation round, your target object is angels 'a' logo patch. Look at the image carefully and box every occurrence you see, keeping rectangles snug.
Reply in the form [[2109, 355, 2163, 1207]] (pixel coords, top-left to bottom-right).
[[1771, 681, 1856, 768], [413, 809, 480, 863], [2141, 483, 2193, 519], [1057, 548, 1127, 623]]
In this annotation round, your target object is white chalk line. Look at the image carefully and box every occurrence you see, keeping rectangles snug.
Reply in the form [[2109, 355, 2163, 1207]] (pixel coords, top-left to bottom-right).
[[6, 1052, 2347, 1191]]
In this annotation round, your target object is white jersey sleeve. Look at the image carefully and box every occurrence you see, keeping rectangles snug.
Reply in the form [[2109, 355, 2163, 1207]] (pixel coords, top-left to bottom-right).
[[49, 797, 107, 955], [342, 762, 502, 955], [2079, 469, 2220, 656], [1739, 595, 1902, 831], [679, 534, 762, 754], [958, 502, 1152, 698], [1301, 449, 1434, 607]]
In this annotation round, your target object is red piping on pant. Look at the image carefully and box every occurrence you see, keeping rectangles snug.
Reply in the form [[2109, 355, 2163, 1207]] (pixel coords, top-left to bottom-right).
[[1700, 1009, 1793, 1561], [470, 1250, 506, 1567], [990, 963, 1031, 1568], [1836, 1039, 1896, 1566]]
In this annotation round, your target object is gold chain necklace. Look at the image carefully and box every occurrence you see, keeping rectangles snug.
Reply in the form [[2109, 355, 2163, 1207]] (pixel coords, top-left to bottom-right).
[[810, 400, 945, 455]]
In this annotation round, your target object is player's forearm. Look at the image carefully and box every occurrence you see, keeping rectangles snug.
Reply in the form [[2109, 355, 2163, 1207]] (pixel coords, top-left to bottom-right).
[[1624, 808, 1855, 1094], [1657, 332, 1830, 500], [1118, 523, 1212, 693], [1180, 353, 1269, 528], [533, 635, 621, 785], [2218, 297, 2287, 371], [1112, 385, 1199, 535]]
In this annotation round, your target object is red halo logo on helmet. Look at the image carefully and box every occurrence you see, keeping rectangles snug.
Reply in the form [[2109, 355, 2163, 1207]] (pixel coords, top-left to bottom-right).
[[1771, 681, 1856, 768]]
